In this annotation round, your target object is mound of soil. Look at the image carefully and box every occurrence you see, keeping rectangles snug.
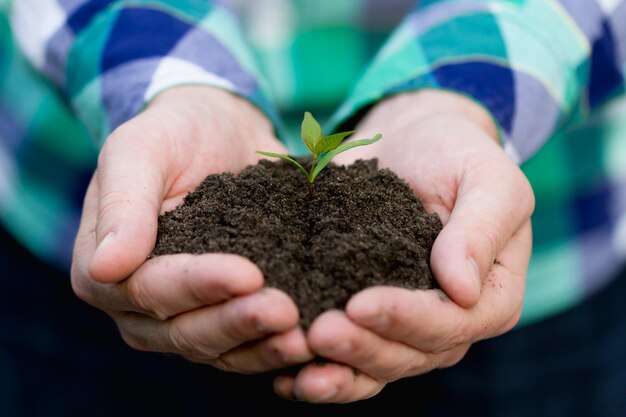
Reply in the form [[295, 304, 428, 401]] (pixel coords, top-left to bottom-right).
[[151, 158, 442, 329]]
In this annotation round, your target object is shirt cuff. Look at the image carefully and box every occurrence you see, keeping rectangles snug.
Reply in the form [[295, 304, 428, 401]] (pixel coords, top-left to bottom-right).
[[64, 2, 282, 146], [327, 0, 591, 165]]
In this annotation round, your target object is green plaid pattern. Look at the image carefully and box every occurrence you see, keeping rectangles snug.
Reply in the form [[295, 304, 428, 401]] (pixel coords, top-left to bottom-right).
[[1, 0, 625, 326]]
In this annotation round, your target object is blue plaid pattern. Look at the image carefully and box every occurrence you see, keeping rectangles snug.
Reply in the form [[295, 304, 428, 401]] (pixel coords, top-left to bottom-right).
[[1, 0, 625, 326]]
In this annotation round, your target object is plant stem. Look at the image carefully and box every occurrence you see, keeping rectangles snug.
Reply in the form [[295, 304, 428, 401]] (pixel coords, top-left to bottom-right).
[[306, 154, 318, 198], [309, 156, 318, 180]]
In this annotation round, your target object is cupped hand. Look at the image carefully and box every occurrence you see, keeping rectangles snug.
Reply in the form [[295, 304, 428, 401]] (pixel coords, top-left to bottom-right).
[[71, 86, 314, 373], [273, 90, 535, 402]]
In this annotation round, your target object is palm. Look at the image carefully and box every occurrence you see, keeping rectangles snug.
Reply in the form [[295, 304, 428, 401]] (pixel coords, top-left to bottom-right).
[[279, 96, 535, 403], [72, 87, 312, 379], [120, 88, 288, 214]]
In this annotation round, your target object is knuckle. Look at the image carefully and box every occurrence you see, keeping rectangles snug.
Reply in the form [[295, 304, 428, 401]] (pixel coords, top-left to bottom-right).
[[168, 321, 196, 355], [70, 273, 96, 306], [119, 329, 150, 352], [439, 345, 470, 369], [405, 353, 437, 377], [211, 356, 239, 373], [168, 320, 218, 360], [126, 277, 167, 320], [436, 321, 470, 353], [181, 354, 218, 366], [211, 358, 239, 373]]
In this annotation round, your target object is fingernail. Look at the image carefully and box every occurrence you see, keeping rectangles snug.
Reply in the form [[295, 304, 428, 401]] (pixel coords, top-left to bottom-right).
[[332, 341, 352, 355], [97, 232, 116, 252], [273, 378, 297, 401], [319, 386, 338, 402], [276, 390, 297, 401], [91, 232, 116, 264], [361, 310, 389, 330], [252, 317, 268, 334], [271, 346, 290, 365], [467, 258, 481, 294]]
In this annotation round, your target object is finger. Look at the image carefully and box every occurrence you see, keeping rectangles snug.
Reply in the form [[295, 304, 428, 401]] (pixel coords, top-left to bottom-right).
[[118, 253, 264, 319], [71, 174, 101, 306], [347, 220, 531, 352], [75, 253, 264, 318], [282, 361, 385, 403], [116, 288, 299, 366], [350, 287, 468, 353], [307, 310, 435, 381], [273, 376, 297, 401], [308, 311, 469, 379], [213, 326, 314, 374], [431, 156, 534, 308], [88, 128, 165, 283]]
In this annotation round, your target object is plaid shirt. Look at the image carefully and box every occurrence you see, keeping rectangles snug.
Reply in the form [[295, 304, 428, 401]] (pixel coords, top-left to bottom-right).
[[1, 0, 625, 326]]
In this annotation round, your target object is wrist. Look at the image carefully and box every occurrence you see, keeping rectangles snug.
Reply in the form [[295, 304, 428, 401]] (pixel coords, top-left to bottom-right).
[[363, 89, 499, 142], [147, 85, 275, 137]]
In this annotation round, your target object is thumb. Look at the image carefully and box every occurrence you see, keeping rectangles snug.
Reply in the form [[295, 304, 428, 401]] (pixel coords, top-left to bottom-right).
[[88, 132, 165, 283], [430, 162, 534, 308]]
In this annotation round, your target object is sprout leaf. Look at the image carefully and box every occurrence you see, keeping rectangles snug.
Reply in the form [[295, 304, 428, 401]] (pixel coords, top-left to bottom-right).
[[314, 130, 355, 155], [256, 111, 382, 190], [256, 151, 310, 180], [301, 111, 322, 153], [311, 134, 382, 182]]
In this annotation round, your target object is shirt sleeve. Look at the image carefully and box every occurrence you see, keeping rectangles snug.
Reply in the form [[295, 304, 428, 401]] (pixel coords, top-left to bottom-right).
[[327, 0, 626, 164], [9, 0, 282, 146]]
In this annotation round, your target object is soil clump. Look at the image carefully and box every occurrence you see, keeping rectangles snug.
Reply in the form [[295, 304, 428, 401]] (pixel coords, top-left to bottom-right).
[[152, 158, 442, 328]]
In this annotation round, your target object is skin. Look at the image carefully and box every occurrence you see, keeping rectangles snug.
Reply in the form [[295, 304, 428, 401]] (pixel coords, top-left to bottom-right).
[[273, 90, 535, 402], [70, 86, 535, 402], [71, 86, 315, 374]]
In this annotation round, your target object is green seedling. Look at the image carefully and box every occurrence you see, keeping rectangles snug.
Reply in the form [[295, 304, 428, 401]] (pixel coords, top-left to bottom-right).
[[257, 111, 382, 193]]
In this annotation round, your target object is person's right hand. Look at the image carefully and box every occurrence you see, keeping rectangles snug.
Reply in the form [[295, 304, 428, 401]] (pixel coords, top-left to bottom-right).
[[273, 90, 535, 402], [71, 86, 314, 374]]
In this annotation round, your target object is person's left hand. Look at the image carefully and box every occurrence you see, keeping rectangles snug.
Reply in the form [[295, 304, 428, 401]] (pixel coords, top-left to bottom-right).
[[272, 90, 535, 403], [71, 86, 314, 375]]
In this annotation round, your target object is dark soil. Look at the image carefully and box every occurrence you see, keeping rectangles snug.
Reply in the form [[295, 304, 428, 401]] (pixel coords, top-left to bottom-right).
[[152, 158, 442, 329]]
